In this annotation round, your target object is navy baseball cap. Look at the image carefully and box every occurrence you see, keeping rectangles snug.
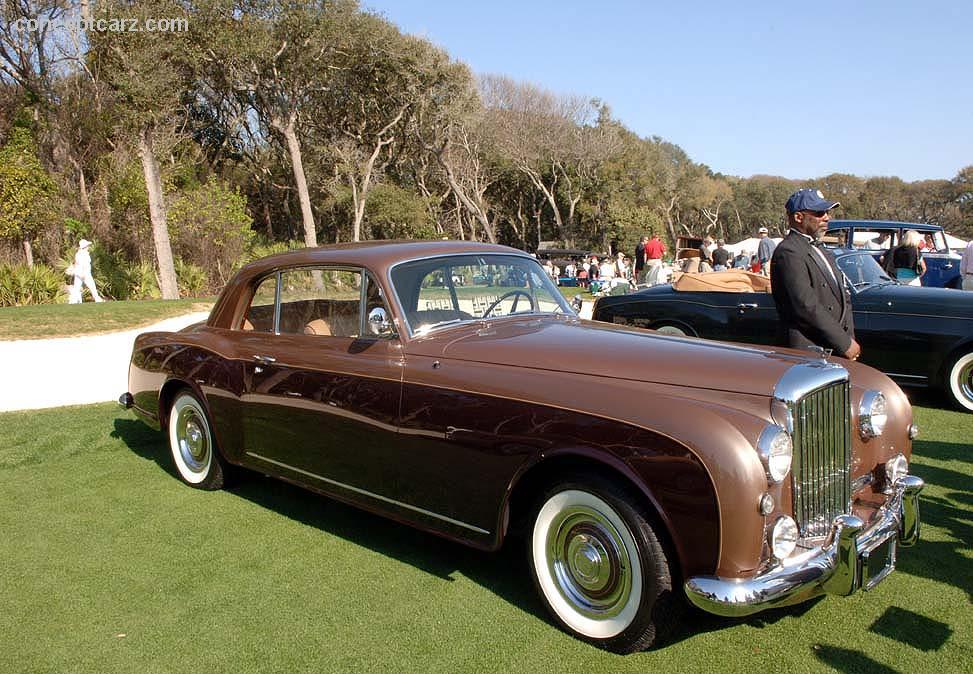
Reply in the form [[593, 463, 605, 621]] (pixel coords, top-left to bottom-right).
[[785, 188, 840, 214]]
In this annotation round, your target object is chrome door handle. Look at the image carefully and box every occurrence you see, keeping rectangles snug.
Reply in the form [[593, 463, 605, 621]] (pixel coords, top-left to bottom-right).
[[943, 263, 953, 269], [737, 303, 758, 309], [253, 355, 277, 364]]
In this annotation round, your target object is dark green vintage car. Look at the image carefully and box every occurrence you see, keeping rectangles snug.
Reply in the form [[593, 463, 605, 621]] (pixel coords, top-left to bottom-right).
[[593, 249, 973, 412]]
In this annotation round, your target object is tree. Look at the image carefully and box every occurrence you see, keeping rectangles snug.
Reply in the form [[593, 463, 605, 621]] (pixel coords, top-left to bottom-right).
[[405, 43, 502, 242], [90, 0, 195, 298], [481, 74, 607, 244], [317, 22, 464, 242], [950, 165, 973, 237], [0, 120, 56, 265], [200, 0, 359, 248]]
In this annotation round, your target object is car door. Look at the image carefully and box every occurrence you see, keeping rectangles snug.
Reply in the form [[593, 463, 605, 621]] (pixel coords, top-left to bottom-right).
[[240, 267, 405, 491], [834, 254, 928, 383], [919, 230, 961, 288], [725, 291, 779, 344]]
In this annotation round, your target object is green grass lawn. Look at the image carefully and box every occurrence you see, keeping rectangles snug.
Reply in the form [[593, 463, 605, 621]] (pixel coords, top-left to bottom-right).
[[1, 399, 970, 673], [0, 299, 214, 340]]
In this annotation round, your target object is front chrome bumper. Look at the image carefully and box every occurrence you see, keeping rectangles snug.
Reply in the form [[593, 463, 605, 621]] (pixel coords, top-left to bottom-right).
[[684, 474, 924, 617]]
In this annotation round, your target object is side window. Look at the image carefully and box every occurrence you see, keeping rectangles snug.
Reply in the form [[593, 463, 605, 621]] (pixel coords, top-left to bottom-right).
[[857, 229, 895, 250], [278, 268, 362, 338], [242, 274, 277, 332], [927, 231, 948, 253]]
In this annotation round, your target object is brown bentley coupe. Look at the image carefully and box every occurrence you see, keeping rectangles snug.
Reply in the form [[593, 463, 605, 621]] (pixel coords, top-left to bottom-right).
[[121, 240, 924, 653]]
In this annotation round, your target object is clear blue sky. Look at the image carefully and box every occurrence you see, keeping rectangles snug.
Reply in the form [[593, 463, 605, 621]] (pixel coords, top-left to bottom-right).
[[363, 0, 972, 182]]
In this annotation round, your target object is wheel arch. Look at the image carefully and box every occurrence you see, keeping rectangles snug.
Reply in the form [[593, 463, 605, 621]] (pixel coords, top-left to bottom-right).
[[501, 449, 711, 583], [937, 337, 973, 387], [158, 378, 202, 432]]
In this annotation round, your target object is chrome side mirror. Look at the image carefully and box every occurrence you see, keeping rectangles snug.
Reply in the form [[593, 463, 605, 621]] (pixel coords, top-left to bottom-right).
[[367, 307, 394, 337]]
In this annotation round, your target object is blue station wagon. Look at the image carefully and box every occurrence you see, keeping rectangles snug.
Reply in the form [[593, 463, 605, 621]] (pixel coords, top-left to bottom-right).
[[826, 220, 963, 289]]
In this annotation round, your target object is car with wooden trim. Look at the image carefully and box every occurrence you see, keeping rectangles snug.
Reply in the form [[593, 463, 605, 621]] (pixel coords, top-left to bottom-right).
[[121, 240, 924, 653]]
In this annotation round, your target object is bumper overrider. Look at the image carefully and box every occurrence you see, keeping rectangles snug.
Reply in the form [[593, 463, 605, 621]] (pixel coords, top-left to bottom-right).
[[684, 474, 924, 617]]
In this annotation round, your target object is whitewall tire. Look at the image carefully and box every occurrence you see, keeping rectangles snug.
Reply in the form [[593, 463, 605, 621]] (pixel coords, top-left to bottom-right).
[[168, 391, 225, 490], [654, 324, 689, 337], [947, 352, 973, 413], [528, 477, 674, 653]]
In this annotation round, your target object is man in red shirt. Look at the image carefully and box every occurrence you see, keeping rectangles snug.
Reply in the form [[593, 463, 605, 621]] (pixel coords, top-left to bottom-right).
[[643, 234, 666, 284]]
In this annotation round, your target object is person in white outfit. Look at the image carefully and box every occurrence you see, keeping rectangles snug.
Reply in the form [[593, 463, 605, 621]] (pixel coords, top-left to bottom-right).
[[70, 239, 103, 303]]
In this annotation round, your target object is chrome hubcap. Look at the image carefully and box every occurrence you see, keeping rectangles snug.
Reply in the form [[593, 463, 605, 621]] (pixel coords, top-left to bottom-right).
[[656, 325, 686, 337], [548, 507, 631, 619], [176, 405, 210, 473], [960, 361, 973, 403]]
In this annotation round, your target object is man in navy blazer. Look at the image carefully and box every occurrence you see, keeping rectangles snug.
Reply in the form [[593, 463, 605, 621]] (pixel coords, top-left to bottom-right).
[[770, 188, 862, 361]]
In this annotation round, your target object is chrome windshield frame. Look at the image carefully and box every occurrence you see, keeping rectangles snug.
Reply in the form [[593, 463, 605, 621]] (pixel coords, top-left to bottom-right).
[[386, 252, 574, 338]]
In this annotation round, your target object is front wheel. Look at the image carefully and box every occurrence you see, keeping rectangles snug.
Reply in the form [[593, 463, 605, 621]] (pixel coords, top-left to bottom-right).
[[168, 391, 226, 489], [528, 477, 675, 653], [947, 351, 973, 412]]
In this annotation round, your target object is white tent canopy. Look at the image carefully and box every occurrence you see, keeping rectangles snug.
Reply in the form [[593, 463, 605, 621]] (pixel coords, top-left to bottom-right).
[[725, 237, 782, 257], [945, 232, 968, 250]]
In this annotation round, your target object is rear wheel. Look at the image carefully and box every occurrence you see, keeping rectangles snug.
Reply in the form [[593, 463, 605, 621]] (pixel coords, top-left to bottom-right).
[[528, 476, 675, 653], [168, 391, 226, 489], [654, 323, 691, 337], [947, 351, 973, 412]]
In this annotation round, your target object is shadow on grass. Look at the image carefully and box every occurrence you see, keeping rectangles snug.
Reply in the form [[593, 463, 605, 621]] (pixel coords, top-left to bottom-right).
[[662, 596, 822, 647], [111, 417, 548, 626], [902, 438, 973, 602], [869, 607, 952, 651], [812, 645, 899, 674]]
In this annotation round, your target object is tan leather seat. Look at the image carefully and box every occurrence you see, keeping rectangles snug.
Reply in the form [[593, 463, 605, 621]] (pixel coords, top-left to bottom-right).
[[242, 318, 254, 331], [304, 318, 333, 336], [673, 270, 771, 293]]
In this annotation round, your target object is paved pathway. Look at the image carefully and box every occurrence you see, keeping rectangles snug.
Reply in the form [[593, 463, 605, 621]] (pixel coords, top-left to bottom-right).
[[0, 302, 593, 413], [0, 313, 210, 412]]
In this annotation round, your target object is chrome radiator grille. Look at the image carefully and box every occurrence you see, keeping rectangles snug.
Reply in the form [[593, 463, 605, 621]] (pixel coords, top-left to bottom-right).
[[790, 380, 852, 538]]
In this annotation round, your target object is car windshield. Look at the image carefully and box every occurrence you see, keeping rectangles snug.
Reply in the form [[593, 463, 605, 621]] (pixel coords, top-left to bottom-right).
[[390, 254, 573, 334], [836, 253, 896, 289]]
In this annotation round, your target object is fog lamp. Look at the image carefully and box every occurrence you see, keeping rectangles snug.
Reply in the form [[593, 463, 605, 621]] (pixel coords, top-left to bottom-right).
[[759, 493, 775, 516], [758, 425, 793, 484], [770, 516, 799, 559], [886, 453, 909, 486], [859, 390, 887, 439]]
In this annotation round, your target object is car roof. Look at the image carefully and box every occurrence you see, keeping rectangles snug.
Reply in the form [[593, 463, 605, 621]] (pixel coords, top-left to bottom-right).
[[238, 240, 527, 278], [828, 220, 943, 232]]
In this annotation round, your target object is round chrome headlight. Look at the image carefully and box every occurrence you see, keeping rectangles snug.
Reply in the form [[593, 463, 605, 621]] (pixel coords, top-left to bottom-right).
[[886, 453, 909, 485], [770, 516, 799, 559], [757, 425, 793, 483], [859, 390, 887, 439]]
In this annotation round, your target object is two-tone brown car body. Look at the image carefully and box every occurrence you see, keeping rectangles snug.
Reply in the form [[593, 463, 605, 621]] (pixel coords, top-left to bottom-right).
[[122, 240, 923, 652]]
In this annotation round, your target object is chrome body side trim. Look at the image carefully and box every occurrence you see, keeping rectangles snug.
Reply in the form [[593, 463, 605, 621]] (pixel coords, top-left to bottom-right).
[[245, 451, 491, 535], [684, 473, 923, 617]]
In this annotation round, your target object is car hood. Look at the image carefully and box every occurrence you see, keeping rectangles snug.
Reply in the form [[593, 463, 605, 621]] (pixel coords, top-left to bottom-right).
[[435, 317, 818, 396]]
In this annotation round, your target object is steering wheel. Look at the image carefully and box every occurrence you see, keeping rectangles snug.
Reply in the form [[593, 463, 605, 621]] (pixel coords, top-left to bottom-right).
[[483, 290, 535, 318]]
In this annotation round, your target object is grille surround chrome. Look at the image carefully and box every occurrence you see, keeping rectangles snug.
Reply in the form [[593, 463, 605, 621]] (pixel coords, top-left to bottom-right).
[[773, 362, 852, 540]]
